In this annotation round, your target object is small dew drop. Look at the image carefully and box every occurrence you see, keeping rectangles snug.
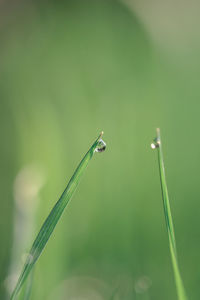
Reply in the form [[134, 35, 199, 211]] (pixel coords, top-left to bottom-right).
[[151, 138, 160, 150], [95, 139, 106, 153]]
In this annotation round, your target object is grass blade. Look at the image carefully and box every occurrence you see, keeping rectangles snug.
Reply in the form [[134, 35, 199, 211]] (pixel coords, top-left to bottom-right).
[[151, 128, 187, 300], [22, 270, 34, 300], [11, 131, 106, 300]]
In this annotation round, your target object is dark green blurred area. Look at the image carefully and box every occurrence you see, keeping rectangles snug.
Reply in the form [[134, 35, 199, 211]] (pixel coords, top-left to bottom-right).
[[1, 0, 200, 299]]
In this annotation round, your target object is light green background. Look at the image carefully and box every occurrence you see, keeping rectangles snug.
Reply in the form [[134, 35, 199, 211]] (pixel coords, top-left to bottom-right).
[[1, 1, 200, 299]]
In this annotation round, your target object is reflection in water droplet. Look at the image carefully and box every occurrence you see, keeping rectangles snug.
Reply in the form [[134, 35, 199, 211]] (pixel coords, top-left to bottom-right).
[[151, 143, 157, 149], [151, 137, 160, 150], [95, 139, 106, 153]]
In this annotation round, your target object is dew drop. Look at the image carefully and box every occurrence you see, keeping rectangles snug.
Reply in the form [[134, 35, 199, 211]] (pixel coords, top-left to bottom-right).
[[95, 139, 106, 153], [151, 137, 160, 149]]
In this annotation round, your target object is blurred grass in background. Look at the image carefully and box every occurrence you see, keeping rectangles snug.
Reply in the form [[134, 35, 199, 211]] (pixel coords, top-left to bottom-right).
[[1, 0, 200, 299]]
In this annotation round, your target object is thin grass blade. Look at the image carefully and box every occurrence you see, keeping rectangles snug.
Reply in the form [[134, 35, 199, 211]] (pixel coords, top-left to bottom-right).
[[22, 270, 34, 300], [11, 132, 106, 300], [151, 128, 187, 300]]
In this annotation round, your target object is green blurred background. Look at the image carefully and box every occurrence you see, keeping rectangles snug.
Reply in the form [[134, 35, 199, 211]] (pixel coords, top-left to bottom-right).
[[1, 0, 200, 299]]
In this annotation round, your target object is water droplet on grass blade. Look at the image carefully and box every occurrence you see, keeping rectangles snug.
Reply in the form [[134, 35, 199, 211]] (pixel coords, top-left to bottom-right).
[[151, 137, 160, 149], [95, 139, 106, 153]]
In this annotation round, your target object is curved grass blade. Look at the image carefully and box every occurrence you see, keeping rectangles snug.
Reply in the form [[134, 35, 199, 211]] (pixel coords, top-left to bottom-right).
[[151, 128, 187, 300], [11, 131, 106, 300]]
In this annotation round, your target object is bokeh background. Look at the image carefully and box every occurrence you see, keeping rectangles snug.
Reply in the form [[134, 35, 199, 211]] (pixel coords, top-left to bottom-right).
[[1, 0, 200, 299]]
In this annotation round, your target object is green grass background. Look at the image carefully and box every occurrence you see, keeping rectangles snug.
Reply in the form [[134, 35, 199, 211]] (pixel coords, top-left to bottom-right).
[[1, 0, 200, 299]]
